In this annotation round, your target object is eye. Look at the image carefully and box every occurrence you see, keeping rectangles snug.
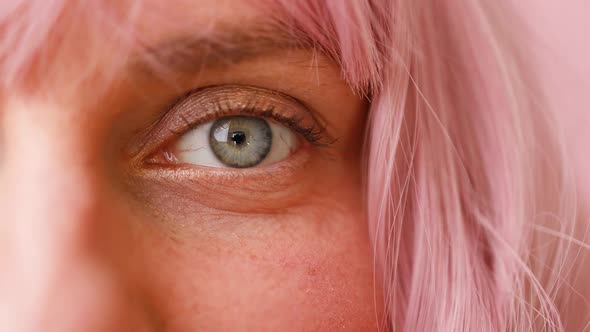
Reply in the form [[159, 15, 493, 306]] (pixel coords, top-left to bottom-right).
[[143, 85, 330, 170], [170, 115, 299, 168]]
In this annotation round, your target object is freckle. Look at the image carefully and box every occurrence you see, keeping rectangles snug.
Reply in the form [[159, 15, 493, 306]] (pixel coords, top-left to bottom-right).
[[306, 266, 319, 277]]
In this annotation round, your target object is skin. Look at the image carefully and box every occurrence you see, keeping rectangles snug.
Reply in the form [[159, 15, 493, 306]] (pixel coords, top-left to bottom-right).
[[0, 0, 382, 331]]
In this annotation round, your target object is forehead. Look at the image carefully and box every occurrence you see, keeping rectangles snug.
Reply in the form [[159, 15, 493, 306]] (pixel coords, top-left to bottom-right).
[[132, 0, 268, 42], [0, 0, 285, 97]]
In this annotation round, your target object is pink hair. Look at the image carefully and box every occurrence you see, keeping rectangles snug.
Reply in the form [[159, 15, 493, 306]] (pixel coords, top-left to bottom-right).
[[0, 0, 584, 330], [275, 1, 584, 330]]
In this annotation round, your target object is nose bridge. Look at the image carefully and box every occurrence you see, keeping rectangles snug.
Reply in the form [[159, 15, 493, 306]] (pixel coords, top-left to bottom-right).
[[0, 101, 120, 331], [8, 126, 99, 288], [4, 101, 100, 257]]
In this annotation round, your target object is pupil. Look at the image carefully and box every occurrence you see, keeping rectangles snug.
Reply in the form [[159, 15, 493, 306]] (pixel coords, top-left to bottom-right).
[[231, 131, 247, 146]]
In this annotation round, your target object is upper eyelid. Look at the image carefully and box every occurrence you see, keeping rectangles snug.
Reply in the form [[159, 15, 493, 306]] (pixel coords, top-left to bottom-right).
[[165, 85, 329, 137], [168, 85, 318, 122]]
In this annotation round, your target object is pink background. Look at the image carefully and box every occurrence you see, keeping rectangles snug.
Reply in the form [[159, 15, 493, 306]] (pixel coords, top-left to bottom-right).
[[517, 1, 590, 200]]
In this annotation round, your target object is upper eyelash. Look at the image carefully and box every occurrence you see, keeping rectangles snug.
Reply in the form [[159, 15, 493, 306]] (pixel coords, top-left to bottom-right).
[[173, 95, 335, 148]]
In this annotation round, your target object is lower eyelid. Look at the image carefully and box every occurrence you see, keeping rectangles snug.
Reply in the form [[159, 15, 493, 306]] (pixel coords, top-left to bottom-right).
[[138, 142, 313, 198]]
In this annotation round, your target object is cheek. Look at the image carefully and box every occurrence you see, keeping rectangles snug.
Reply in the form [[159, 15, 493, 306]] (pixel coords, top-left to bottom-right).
[[134, 203, 381, 332]]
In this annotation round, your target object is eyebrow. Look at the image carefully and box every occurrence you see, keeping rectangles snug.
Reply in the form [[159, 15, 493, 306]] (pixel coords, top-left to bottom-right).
[[131, 24, 314, 74]]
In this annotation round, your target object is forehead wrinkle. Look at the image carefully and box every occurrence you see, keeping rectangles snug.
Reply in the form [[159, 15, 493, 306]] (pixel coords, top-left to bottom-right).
[[128, 21, 313, 75]]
